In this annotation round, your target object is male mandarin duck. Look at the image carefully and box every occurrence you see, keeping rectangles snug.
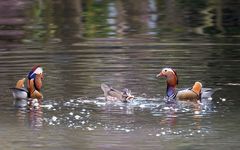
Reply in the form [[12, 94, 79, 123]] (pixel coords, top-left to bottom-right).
[[156, 68, 202, 102], [27, 65, 44, 99], [101, 83, 134, 102], [11, 65, 44, 100]]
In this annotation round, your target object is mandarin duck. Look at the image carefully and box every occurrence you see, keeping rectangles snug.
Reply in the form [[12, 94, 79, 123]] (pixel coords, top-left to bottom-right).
[[11, 78, 29, 100], [156, 68, 202, 102], [101, 83, 134, 102], [27, 65, 44, 99], [11, 65, 44, 101]]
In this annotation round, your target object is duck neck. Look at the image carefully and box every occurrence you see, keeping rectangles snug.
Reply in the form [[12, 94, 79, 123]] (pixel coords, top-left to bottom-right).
[[167, 85, 176, 97]]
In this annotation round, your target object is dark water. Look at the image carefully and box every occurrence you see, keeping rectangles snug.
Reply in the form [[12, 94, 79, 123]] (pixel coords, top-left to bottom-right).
[[0, 0, 240, 150]]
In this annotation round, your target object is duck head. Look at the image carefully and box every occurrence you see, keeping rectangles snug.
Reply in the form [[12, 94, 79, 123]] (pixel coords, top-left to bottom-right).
[[156, 68, 178, 87], [28, 65, 43, 80], [122, 88, 134, 102], [156, 68, 178, 97]]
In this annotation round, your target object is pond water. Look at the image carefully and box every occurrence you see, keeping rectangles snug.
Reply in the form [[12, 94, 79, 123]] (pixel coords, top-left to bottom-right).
[[0, 0, 240, 150]]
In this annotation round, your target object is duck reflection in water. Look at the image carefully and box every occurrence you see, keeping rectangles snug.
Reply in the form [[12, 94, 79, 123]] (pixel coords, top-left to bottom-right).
[[16, 106, 43, 128], [159, 106, 203, 128]]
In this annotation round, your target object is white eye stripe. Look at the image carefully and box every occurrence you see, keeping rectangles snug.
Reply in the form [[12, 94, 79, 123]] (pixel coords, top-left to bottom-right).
[[162, 68, 174, 73], [34, 67, 43, 74]]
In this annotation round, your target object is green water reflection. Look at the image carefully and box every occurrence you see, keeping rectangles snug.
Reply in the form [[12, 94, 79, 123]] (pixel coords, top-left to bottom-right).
[[21, 0, 240, 41]]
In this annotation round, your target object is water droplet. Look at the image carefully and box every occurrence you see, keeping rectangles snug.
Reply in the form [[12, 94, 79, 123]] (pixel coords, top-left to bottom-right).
[[52, 116, 57, 122], [163, 107, 170, 110], [208, 97, 213, 101], [194, 111, 201, 115], [42, 104, 53, 109], [220, 98, 226, 102], [64, 102, 71, 106], [75, 115, 80, 120], [86, 127, 94, 131]]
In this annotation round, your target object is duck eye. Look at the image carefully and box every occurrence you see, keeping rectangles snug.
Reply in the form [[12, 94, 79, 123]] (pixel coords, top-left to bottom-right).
[[164, 69, 167, 72]]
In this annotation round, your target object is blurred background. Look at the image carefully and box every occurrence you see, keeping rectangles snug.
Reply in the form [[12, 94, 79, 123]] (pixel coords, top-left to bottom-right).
[[0, 0, 239, 150]]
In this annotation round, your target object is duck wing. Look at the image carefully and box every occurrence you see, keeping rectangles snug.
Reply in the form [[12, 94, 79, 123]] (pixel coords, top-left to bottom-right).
[[176, 88, 200, 101], [101, 83, 124, 100]]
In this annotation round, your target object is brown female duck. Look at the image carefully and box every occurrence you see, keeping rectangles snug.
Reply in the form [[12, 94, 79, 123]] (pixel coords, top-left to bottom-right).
[[101, 83, 134, 102]]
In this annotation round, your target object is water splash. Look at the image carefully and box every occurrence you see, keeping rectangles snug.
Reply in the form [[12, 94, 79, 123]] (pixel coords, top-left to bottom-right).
[[36, 95, 215, 138]]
